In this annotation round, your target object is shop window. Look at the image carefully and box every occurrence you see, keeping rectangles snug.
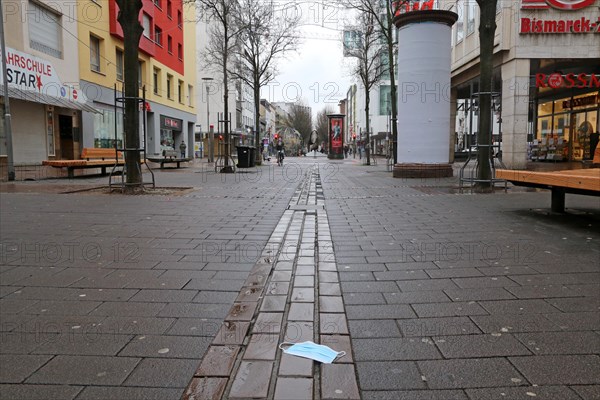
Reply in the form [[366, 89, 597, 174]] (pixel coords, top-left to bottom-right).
[[116, 49, 124, 81], [28, 1, 62, 59], [93, 109, 124, 149]]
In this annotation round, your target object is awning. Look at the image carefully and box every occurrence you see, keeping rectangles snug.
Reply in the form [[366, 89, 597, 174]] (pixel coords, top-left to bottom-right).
[[0, 85, 102, 114]]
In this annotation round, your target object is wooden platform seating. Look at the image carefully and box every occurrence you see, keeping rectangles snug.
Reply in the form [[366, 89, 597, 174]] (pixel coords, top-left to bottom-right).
[[146, 149, 191, 169], [43, 148, 124, 178], [496, 167, 600, 213]]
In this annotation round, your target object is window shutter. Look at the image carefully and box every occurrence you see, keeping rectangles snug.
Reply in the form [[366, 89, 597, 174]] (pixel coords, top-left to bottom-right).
[[28, 2, 62, 58]]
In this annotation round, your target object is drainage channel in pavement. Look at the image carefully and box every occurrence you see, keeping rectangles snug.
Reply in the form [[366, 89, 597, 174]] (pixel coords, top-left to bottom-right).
[[183, 165, 360, 400]]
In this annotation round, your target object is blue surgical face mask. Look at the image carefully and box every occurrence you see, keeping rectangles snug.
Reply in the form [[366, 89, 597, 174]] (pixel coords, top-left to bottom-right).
[[279, 341, 346, 364]]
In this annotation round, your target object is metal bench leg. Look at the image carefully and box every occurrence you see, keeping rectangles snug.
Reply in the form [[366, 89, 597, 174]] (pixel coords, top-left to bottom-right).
[[68, 168, 74, 179], [551, 189, 566, 213], [101, 167, 106, 175], [177, 161, 180, 168]]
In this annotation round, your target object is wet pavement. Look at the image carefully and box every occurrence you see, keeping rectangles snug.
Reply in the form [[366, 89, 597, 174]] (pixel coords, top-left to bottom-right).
[[0, 157, 599, 399]]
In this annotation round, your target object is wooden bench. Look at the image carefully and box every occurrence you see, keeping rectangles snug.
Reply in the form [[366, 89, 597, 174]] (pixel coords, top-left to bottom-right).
[[146, 149, 191, 169], [496, 167, 600, 213], [43, 148, 124, 178]]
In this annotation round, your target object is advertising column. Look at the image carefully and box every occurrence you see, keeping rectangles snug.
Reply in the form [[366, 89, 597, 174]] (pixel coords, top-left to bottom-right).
[[393, 9, 457, 178], [328, 114, 345, 159]]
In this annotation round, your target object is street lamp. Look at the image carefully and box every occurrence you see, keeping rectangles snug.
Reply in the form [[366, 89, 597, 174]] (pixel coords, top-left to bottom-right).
[[202, 77, 214, 163]]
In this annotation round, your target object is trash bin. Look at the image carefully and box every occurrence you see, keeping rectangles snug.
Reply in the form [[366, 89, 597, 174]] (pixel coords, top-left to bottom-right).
[[236, 146, 255, 168]]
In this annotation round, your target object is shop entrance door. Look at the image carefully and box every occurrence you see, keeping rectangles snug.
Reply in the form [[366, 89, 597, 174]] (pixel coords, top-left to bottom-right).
[[59, 115, 74, 159]]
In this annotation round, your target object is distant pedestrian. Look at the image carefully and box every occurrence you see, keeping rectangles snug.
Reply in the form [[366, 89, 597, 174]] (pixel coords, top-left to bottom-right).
[[179, 141, 187, 158]]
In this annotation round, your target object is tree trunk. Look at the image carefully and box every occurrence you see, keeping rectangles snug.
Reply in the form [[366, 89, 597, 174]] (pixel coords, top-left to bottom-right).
[[365, 89, 371, 166], [222, 34, 232, 173], [254, 73, 262, 165], [387, 6, 398, 165], [116, 0, 144, 188], [475, 0, 497, 192]]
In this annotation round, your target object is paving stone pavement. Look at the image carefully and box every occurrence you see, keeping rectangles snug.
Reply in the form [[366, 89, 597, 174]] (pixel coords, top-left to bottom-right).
[[1, 157, 599, 399]]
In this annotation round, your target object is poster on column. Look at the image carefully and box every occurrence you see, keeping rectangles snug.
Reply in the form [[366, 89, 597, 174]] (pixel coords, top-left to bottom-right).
[[328, 115, 344, 159]]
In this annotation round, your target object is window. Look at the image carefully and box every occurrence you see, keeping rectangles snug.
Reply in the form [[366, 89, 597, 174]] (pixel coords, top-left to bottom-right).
[[167, 0, 172, 18], [28, 1, 62, 58], [90, 35, 101, 72], [155, 26, 163, 46], [93, 109, 124, 149], [379, 85, 391, 116], [167, 35, 173, 53], [467, 0, 476, 35], [188, 84, 194, 107], [166, 74, 173, 98], [455, 0, 464, 43], [138, 60, 144, 87], [153, 0, 161, 8], [178, 80, 184, 103], [142, 14, 152, 39], [116, 49, 124, 81], [177, 44, 183, 60], [177, 10, 182, 28], [153, 68, 160, 94]]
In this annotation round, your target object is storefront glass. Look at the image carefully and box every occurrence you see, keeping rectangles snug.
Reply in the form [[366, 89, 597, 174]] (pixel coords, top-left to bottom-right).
[[533, 92, 599, 161], [93, 109, 123, 149]]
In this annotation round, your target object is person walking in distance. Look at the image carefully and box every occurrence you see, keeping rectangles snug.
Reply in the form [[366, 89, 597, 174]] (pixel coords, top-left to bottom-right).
[[179, 140, 187, 158]]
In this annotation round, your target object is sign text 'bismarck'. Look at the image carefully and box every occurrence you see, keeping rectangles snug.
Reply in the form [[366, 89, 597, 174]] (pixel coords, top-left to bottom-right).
[[521, 16, 600, 33]]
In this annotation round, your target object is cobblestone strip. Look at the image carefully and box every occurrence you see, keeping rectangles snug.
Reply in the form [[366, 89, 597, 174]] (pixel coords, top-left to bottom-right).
[[182, 165, 360, 400]]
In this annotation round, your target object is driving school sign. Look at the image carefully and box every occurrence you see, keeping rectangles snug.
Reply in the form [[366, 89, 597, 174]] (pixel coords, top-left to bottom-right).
[[0, 47, 85, 103], [520, 0, 600, 34]]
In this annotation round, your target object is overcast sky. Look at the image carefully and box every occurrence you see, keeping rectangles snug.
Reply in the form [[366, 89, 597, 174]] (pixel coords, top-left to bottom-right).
[[261, 1, 356, 119]]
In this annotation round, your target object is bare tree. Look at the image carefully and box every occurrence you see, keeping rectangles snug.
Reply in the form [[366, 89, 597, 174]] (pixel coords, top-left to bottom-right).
[[189, 0, 242, 172], [230, 0, 300, 165], [349, 10, 385, 166], [282, 103, 312, 149], [316, 106, 336, 147], [115, 0, 144, 189], [475, 0, 498, 191], [347, 0, 406, 165]]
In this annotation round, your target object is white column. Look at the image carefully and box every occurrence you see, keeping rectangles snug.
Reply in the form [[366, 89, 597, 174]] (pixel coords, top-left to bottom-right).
[[396, 19, 453, 164], [501, 58, 530, 170]]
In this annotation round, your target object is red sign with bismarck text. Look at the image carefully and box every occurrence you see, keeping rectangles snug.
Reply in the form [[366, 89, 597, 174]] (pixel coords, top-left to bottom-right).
[[522, 0, 596, 10], [520, 0, 600, 34]]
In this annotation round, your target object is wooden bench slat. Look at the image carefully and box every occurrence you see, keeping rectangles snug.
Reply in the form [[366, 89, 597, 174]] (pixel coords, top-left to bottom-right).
[[496, 169, 600, 192]]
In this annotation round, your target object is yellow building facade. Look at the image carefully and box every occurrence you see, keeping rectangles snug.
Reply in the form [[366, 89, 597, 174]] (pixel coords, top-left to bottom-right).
[[76, 0, 197, 156]]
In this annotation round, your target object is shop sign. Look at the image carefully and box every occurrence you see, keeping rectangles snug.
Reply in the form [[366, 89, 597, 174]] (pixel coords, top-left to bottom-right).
[[0, 47, 87, 104], [522, 0, 596, 10], [562, 94, 600, 108], [520, 0, 600, 34], [160, 115, 182, 130], [393, 0, 434, 15], [536, 72, 600, 88]]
